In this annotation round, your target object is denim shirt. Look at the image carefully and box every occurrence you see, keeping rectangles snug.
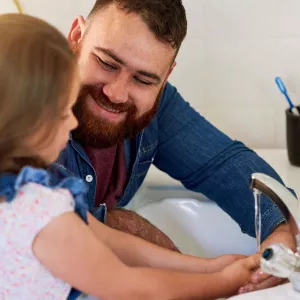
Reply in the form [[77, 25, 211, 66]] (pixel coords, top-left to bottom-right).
[[57, 81, 288, 243], [0, 164, 89, 299]]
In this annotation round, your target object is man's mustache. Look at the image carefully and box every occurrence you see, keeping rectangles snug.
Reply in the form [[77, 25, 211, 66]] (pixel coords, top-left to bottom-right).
[[79, 84, 134, 113]]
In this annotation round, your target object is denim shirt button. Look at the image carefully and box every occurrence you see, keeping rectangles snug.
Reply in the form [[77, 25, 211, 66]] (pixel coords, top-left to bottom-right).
[[85, 175, 93, 183]]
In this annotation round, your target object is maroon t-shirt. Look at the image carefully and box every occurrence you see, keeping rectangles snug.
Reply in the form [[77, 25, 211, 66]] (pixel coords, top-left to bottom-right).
[[84, 143, 127, 210]]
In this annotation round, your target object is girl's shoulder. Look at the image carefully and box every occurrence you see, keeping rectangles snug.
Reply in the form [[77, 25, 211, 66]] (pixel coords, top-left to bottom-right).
[[0, 165, 89, 223]]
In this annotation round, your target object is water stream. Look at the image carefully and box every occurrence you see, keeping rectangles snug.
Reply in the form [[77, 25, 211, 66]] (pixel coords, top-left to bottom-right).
[[254, 190, 262, 252]]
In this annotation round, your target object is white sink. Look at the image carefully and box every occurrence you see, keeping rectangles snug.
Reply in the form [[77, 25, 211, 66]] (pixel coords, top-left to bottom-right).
[[82, 186, 256, 300], [128, 185, 257, 257], [230, 283, 300, 300], [83, 149, 300, 299], [128, 148, 300, 258]]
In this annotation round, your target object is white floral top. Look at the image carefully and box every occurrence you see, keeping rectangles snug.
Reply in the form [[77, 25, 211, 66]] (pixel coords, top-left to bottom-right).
[[0, 166, 88, 300]]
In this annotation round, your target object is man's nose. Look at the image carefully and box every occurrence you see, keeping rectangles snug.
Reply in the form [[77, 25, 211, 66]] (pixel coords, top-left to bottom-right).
[[103, 74, 129, 104]]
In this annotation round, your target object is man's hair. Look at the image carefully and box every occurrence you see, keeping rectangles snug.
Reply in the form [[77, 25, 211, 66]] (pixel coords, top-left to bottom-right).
[[88, 0, 187, 50]]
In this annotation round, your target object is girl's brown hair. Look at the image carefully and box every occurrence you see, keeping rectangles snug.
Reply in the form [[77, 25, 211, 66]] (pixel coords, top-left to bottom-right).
[[0, 14, 76, 173]]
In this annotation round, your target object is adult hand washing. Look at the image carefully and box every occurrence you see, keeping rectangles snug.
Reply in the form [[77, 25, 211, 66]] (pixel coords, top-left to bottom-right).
[[233, 172, 300, 299], [231, 228, 298, 300], [237, 223, 295, 294]]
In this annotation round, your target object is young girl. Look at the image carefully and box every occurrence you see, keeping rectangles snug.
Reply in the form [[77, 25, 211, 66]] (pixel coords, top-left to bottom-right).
[[0, 13, 259, 300]]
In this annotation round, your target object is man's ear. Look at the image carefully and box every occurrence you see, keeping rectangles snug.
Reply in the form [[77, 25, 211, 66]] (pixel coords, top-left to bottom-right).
[[67, 16, 86, 48], [162, 61, 177, 88]]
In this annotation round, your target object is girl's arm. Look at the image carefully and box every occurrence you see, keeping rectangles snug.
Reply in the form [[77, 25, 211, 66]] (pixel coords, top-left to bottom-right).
[[33, 212, 259, 300], [88, 212, 245, 273]]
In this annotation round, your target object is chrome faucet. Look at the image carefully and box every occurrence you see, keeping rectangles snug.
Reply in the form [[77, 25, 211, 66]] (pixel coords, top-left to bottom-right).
[[250, 173, 300, 292]]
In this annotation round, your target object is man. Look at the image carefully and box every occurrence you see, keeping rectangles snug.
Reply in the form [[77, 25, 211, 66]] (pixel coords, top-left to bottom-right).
[[57, 0, 295, 294]]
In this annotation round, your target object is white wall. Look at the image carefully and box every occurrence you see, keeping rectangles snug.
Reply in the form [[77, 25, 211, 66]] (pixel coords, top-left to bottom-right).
[[1, 0, 300, 149], [0, 0, 92, 34]]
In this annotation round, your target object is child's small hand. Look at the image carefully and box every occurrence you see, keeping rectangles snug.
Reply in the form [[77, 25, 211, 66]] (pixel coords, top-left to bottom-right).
[[220, 254, 260, 297], [211, 254, 246, 272]]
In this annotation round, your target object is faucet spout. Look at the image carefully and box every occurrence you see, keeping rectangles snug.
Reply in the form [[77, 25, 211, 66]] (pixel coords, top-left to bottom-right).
[[250, 173, 300, 292], [250, 173, 300, 236]]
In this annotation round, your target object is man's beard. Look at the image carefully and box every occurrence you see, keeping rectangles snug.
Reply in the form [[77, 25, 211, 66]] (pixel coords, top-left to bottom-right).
[[72, 84, 160, 149]]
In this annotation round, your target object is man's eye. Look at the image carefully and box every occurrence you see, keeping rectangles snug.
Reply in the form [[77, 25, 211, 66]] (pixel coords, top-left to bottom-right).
[[96, 56, 117, 71], [134, 76, 153, 86]]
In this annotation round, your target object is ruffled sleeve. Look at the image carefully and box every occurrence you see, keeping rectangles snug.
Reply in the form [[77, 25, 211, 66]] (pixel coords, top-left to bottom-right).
[[0, 165, 89, 224]]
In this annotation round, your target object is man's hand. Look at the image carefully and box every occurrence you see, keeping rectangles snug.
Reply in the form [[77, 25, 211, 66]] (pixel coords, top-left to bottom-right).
[[238, 223, 295, 294]]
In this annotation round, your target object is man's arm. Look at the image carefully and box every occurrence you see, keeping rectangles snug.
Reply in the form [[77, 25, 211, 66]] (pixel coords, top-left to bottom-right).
[[155, 82, 296, 292], [155, 82, 294, 241]]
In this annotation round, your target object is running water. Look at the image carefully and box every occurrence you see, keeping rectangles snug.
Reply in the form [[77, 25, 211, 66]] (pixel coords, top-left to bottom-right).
[[254, 190, 262, 252]]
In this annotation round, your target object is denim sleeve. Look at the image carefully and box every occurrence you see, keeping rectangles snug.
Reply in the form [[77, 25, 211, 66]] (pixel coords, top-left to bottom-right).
[[154, 82, 293, 241]]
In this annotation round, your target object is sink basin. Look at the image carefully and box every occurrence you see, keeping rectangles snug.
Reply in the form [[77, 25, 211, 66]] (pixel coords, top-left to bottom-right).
[[82, 185, 257, 300], [128, 185, 257, 257], [230, 283, 299, 300]]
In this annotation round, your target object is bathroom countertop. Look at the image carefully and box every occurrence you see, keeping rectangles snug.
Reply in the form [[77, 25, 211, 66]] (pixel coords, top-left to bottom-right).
[[145, 148, 300, 197]]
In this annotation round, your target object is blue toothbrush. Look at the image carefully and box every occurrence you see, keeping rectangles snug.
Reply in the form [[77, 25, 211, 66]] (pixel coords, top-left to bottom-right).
[[275, 77, 299, 116]]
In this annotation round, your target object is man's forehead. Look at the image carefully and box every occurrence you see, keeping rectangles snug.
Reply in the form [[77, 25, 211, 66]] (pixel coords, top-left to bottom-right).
[[86, 15, 175, 75], [87, 7, 175, 54]]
